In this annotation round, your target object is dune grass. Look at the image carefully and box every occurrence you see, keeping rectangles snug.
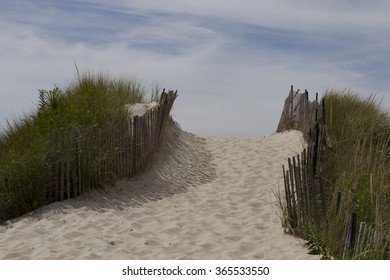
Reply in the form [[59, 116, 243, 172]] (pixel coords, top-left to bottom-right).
[[311, 89, 390, 259], [0, 71, 150, 223]]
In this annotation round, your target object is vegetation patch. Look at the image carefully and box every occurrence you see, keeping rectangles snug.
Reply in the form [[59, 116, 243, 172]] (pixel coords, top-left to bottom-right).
[[318, 90, 390, 259], [0, 70, 152, 223]]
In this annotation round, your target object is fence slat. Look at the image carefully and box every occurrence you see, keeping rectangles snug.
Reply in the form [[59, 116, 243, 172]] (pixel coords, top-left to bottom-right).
[[66, 128, 71, 199]]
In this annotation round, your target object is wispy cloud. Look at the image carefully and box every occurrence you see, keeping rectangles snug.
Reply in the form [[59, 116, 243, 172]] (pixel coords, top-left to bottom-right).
[[1, 0, 390, 136]]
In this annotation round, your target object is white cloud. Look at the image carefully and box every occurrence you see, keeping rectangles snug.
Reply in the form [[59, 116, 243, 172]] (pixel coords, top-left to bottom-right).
[[89, 0, 390, 35], [1, 0, 390, 136]]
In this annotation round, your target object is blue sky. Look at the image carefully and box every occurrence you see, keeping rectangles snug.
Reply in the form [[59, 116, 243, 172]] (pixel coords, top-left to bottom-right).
[[1, 0, 390, 136]]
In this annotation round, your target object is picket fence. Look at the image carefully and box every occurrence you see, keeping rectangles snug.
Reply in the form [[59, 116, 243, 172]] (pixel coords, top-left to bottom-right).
[[278, 86, 326, 234], [46, 89, 177, 202], [278, 86, 389, 259]]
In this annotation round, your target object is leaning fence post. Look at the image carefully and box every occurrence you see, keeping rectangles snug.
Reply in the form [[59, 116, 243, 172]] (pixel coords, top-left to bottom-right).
[[293, 156, 302, 224], [54, 130, 59, 201], [349, 212, 357, 253], [283, 165, 293, 227], [336, 192, 342, 215], [288, 157, 298, 228]]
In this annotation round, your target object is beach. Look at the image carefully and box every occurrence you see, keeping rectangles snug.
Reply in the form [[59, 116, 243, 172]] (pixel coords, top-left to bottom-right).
[[0, 121, 317, 259]]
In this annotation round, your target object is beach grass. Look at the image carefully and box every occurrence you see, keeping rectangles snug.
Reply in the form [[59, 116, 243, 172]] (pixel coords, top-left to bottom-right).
[[311, 89, 390, 259], [0, 70, 150, 223]]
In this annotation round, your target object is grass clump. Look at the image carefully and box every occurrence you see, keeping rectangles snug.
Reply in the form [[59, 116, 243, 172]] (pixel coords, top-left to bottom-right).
[[33, 71, 147, 132], [0, 70, 149, 223], [316, 89, 390, 258]]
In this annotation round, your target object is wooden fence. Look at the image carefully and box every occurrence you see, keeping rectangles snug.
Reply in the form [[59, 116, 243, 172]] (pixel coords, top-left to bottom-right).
[[45, 89, 177, 202], [278, 86, 327, 235], [278, 86, 390, 259], [277, 85, 324, 141]]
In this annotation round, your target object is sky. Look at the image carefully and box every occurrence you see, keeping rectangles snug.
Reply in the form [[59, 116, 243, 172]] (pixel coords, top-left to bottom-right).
[[1, 0, 390, 137]]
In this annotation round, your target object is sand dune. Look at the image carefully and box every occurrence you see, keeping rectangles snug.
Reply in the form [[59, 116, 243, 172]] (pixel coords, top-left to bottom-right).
[[0, 121, 317, 259]]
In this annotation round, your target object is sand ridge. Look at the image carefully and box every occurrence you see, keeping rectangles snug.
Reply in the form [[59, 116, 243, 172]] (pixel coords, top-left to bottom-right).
[[0, 121, 317, 259]]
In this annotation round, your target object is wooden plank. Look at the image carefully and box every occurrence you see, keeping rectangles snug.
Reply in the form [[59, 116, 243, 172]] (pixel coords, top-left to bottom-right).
[[111, 123, 116, 180], [104, 125, 109, 182], [138, 114, 143, 174], [148, 109, 152, 166], [91, 126, 96, 188], [143, 112, 149, 170], [116, 121, 120, 178], [53, 130, 59, 201], [299, 93, 303, 132], [129, 117, 134, 177], [157, 92, 167, 145], [47, 131, 54, 202], [292, 156, 301, 224], [117, 120, 123, 179], [97, 127, 102, 186], [143, 113, 147, 170], [87, 126, 92, 191], [122, 119, 127, 178], [109, 124, 113, 181], [61, 129, 66, 200], [92, 126, 98, 189], [156, 89, 177, 146], [288, 157, 297, 228], [133, 116, 139, 176], [121, 118, 126, 179], [85, 127, 91, 192], [66, 128, 71, 199], [76, 128, 82, 195], [283, 165, 293, 227], [80, 128, 86, 193], [154, 106, 158, 147], [302, 148, 310, 221], [297, 153, 307, 221], [71, 128, 78, 198], [335, 192, 342, 216], [349, 212, 357, 252], [120, 120, 124, 178], [123, 119, 128, 177], [135, 115, 140, 175], [156, 88, 165, 145], [141, 114, 146, 172]]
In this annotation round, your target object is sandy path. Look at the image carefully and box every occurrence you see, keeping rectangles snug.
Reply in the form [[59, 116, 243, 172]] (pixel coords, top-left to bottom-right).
[[0, 121, 317, 259]]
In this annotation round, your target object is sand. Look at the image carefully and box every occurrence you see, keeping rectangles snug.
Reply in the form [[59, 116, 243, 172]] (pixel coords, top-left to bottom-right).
[[125, 102, 159, 117], [0, 121, 318, 259]]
